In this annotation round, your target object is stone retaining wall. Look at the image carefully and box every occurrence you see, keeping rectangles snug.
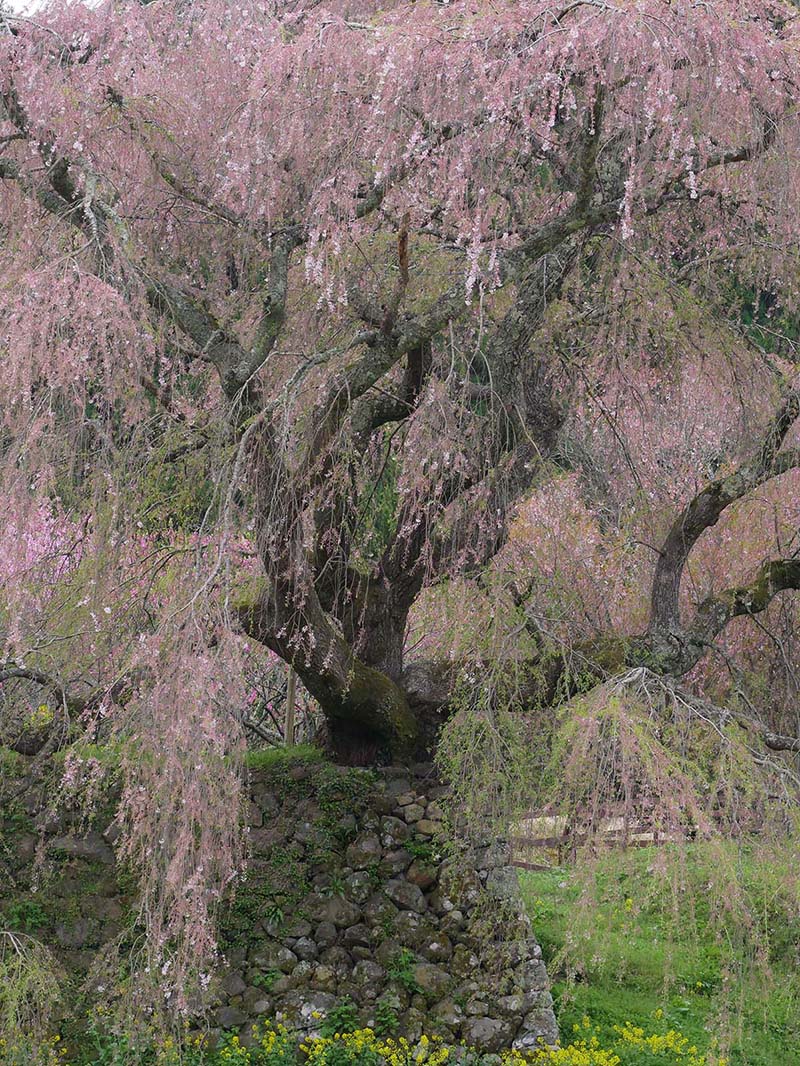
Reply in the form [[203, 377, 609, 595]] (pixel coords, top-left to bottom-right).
[[214, 760, 557, 1051], [0, 751, 558, 1052]]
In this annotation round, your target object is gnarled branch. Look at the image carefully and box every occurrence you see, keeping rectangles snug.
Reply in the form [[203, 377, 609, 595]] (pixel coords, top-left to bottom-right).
[[649, 388, 800, 638]]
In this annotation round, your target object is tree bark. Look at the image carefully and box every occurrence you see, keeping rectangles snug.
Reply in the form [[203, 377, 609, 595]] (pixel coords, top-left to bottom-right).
[[235, 581, 419, 762]]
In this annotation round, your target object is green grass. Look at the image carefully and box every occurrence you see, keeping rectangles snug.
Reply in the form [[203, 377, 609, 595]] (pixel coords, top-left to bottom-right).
[[244, 743, 325, 771], [519, 843, 800, 1066]]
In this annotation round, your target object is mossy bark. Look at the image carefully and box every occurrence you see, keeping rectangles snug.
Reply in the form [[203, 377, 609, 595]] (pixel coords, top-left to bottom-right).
[[236, 581, 419, 763]]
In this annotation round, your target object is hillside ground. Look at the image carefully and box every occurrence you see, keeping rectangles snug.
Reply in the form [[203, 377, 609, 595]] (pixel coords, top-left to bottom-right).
[[519, 844, 800, 1066]]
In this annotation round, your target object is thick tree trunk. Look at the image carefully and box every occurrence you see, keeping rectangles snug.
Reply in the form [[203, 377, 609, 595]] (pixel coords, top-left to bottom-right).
[[236, 580, 420, 763], [348, 579, 409, 683], [305, 659, 418, 764]]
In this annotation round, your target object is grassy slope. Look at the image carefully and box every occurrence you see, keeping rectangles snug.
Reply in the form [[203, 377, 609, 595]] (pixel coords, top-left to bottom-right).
[[518, 845, 800, 1066]]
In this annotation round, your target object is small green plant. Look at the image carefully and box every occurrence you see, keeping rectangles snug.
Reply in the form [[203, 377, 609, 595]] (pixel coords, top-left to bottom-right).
[[387, 949, 419, 994], [84, 1018, 138, 1066], [316, 767, 377, 848], [251, 969, 280, 992], [373, 998, 400, 1037], [319, 998, 359, 1038], [366, 863, 382, 890], [377, 911, 396, 940], [0, 900, 48, 934], [528, 896, 554, 924], [0, 746, 25, 781], [263, 903, 285, 929], [323, 874, 346, 899], [405, 837, 436, 863], [220, 856, 309, 950]]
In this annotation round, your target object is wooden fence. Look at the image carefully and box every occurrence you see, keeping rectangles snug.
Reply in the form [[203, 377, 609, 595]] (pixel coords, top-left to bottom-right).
[[511, 813, 684, 870]]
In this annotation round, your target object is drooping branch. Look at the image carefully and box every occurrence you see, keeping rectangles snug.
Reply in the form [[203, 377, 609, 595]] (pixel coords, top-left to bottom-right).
[[1, 80, 294, 410], [146, 282, 250, 393], [380, 212, 411, 336], [649, 387, 800, 639], [761, 729, 800, 754], [704, 109, 779, 170], [0, 81, 116, 260], [0, 157, 83, 222]]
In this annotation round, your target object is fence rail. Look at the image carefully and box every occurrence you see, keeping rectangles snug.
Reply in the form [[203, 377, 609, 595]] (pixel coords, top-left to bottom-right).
[[511, 813, 684, 869]]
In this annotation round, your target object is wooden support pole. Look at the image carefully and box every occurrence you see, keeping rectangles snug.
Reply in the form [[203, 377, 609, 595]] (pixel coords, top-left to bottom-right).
[[285, 668, 296, 747]]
